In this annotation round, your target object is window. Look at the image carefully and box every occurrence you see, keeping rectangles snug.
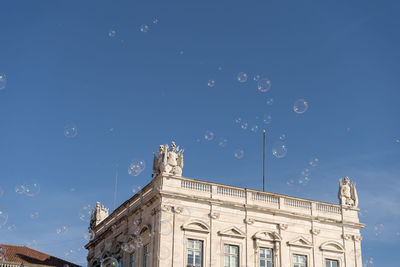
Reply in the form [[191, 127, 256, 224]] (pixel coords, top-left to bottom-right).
[[224, 244, 239, 267], [131, 252, 135, 267], [187, 239, 203, 267], [259, 247, 273, 267], [325, 259, 339, 267], [143, 244, 149, 267], [293, 254, 307, 267]]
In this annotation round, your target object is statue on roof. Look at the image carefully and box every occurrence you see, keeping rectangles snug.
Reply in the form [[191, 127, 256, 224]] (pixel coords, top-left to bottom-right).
[[153, 141, 184, 177], [338, 176, 358, 207], [89, 202, 109, 229]]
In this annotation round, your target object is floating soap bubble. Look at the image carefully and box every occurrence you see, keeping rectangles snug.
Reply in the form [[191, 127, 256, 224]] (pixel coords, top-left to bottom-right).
[[7, 223, 16, 231], [293, 98, 309, 114], [204, 131, 214, 141], [79, 204, 92, 223], [30, 211, 39, 219], [240, 122, 248, 130], [266, 97, 274, 105], [363, 257, 374, 267], [374, 223, 384, 236], [237, 72, 248, 83], [159, 220, 173, 236], [234, 149, 244, 159], [272, 141, 287, 158], [15, 184, 25, 194], [140, 24, 149, 32], [152, 18, 159, 24], [235, 117, 242, 124], [157, 246, 171, 260], [108, 30, 116, 37], [218, 66, 223, 71], [263, 114, 272, 124], [257, 78, 271, 93], [101, 257, 119, 267], [207, 80, 215, 88], [301, 168, 310, 177], [128, 159, 146, 176], [394, 138, 400, 144], [178, 50, 184, 55], [250, 125, 259, 133], [0, 73, 6, 90], [121, 241, 135, 253], [23, 179, 40, 197], [253, 74, 260, 81], [132, 185, 142, 194], [0, 208, 8, 228], [286, 179, 294, 186], [218, 137, 228, 148], [308, 157, 319, 167], [56, 225, 68, 234], [64, 124, 78, 138], [279, 134, 286, 141]]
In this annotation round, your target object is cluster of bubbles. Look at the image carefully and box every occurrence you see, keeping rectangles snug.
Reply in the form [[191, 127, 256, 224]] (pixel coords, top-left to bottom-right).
[[199, 131, 229, 148], [266, 97, 274, 106], [140, 17, 159, 33], [272, 140, 287, 159], [56, 225, 68, 234], [15, 180, 40, 197], [64, 124, 78, 138], [0, 73, 6, 90], [30, 211, 39, 219], [236, 72, 272, 93], [79, 204, 93, 223], [287, 157, 319, 186], [373, 223, 384, 236], [207, 80, 215, 87], [237, 72, 248, 83], [204, 130, 215, 141], [293, 98, 309, 114], [128, 159, 146, 176], [234, 116, 269, 134]]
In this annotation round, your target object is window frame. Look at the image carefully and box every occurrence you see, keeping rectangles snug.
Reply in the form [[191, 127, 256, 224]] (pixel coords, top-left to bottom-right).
[[258, 247, 274, 267], [186, 238, 204, 267], [325, 258, 339, 267], [223, 243, 240, 267], [142, 243, 149, 267], [292, 253, 308, 267], [131, 251, 135, 267]]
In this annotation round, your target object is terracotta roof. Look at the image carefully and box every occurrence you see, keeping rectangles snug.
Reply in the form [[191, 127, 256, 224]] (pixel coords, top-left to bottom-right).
[[0, 244, 81, 267]]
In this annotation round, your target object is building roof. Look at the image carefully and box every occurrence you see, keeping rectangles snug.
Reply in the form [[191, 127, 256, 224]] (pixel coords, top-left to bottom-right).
[[0, 244, 81, 267]]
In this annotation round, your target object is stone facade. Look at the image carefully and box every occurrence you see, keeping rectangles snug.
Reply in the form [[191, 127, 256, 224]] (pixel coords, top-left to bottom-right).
[[85, 174, 364, 267]]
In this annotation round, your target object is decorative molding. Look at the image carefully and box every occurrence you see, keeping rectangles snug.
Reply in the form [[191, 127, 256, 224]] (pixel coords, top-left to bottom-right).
[[310, 228, 320, 235], [181, 220, 210, 234], [209, 212, 220, 219], [151, 208, 158, 216], [173, 206, 184, 214], [161, 205, 171, 212], [244, 218, 255, 225], [342, 234, 352, 240], [252, 231, 282, 242], [353, 235, 362, 242], [278, 223, 288, 230], [320, 241, 345, 253], [287, 236, 313, 248], [218, 226, 246, 239]]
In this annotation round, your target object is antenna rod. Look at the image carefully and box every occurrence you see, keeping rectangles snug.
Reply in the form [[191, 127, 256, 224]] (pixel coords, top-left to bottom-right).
[[113, 167, 119, 211], [263, 129, 266, 192]]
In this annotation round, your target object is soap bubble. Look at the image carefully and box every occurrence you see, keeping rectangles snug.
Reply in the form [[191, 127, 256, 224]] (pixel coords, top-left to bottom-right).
[[132, 185, 142, 194], [152, 18, 159, 24], [240, 122, 248, 130], [0, 73, 6, 90], [234, 117, 242, 124], [257, 78, 271, 93], [394, 137, 400, 144], [286, 179, 294, 186], [140, 24, 149, 32], [374, 223, 384, 236], [128, 159, 146, 176], [308, 157, 319, 167], [56, 225, 68, 234], [263, 114, 272, 124], [121, 241, 135, 253], [293, 98, 309, 114], [218, 66, 223, 71], [159, 220, 173, 235], [0, 207, 8, 228], [272, 141, 287, 158], [207, 80, 215, 87], [101, 257, 119, 267], [23, 179, 40, 197], [30, 211, 39, 219], [253, 74, 260, 81], [204, 131, 214, 141], [237, 72, 248, 83], [363, 257, 374, 267], [250, 125, 259, 133], [15, 184, 25, 194], [234, 149, 244, 159], [266, 97, 274, 105], [108, 30, 116, 37], [7, 223, 16, 231], [301, 168, 310, 178], [79, 204, 92, 223], [157, 246, 171, 260], [279, 134, 286, 141], [218, 137, 228, 148], [64, 124, 78, 138]]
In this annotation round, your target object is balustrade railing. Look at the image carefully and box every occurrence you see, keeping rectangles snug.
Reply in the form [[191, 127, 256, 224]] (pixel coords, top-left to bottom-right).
[[284, 198, 312, 210], [181, 180, 211, 192], [252, 192, 279, 204], [217, 186, 245, 198]]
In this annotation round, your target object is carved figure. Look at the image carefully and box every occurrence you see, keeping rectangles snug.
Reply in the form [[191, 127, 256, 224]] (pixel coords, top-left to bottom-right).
[[90, 202, 109, 229], [153, 141, 184, 176], [338, 176, 358, 207]]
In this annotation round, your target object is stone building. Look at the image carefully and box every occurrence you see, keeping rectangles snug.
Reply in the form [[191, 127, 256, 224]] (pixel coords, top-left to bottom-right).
[[85, 142, 364, 267]]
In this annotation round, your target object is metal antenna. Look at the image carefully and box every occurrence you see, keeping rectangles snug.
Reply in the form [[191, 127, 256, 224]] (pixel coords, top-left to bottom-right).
[[263, 129, 266, 192], [113, 167, 119, 211]]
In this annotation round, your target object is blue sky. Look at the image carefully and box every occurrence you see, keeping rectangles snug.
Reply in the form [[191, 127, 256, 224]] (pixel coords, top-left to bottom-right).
[[0, 0, 399, 266]]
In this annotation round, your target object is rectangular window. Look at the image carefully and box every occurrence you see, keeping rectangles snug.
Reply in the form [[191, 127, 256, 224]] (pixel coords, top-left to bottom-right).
[[224, 244, 239, 267], [143, 244, 149, 267], [325, 259, 339, 267], [187, 239, 203, 267], [131, 252, 135, 267], [259, 247, 273, 267], [293, 254, 307, 267]]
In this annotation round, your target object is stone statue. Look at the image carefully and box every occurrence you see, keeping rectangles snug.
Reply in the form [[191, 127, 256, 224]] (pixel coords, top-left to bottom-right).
[[153, 141, 184, 176], [90, 202, 109, 229], [338, 176, 358, 207]]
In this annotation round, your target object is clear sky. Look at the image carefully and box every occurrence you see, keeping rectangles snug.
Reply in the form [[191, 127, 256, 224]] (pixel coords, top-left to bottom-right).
[[0, 0, 399, 266]]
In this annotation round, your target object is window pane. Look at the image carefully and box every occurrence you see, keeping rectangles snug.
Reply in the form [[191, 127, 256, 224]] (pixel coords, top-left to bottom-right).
[[131, 253, 135, 267]]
